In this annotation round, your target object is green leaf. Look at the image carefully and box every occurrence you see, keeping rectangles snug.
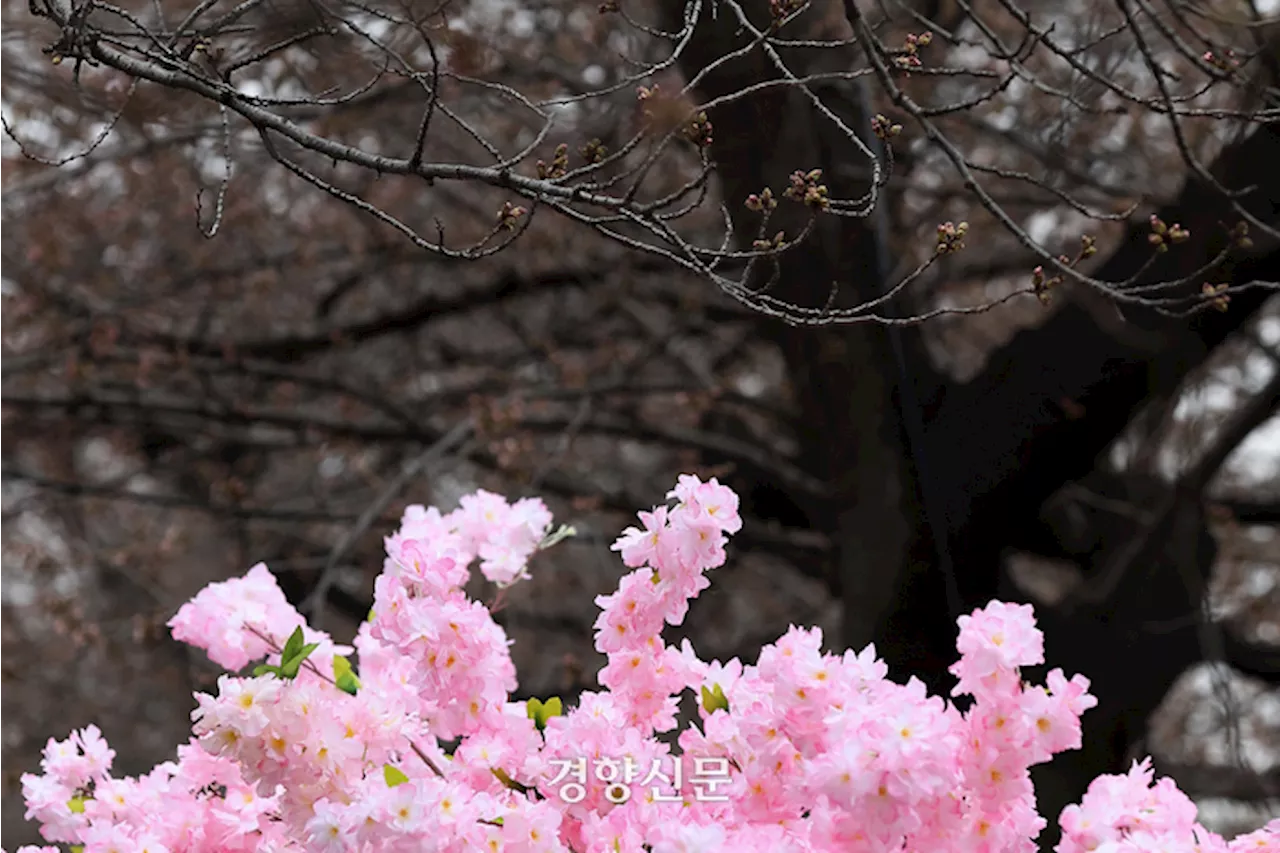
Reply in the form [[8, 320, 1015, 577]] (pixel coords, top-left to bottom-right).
[[281, 626, 306, 661], [367, 608, 376, 622], [67, 797, 87, 814], [279, 642, 320, 679], [383, 764, 410, 787], [701, 683, 730, 714], [284, 641, 319, 668], [333, 656, 362, 695], [538, 524, 577, 551], [253, 664, 281, 678], [491, 768, 530, 793], [71, 847, 84, 853], [526, 696, 563, 731]]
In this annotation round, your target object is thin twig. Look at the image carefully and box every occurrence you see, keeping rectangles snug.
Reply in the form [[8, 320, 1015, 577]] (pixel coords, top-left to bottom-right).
[[301, 417, 475, 628]]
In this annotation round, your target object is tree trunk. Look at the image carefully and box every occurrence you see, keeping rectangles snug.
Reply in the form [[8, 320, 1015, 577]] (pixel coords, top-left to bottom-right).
[[653, 0, 942, 659], [660, 0, 1280, 834]]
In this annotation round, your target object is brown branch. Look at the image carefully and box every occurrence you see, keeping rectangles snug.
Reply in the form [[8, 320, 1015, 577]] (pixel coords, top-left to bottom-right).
[[128, 262, 653, 361], [302, 417, 475, 629], [1065, 367, 1280, 611], [0, 468, 360, 523]]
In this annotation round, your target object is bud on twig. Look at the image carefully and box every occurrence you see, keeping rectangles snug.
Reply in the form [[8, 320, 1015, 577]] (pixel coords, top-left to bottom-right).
[[1202, 282, 1230, 312], [536, 143, 569, 180], [782, 169, 829, 211], [684, 112, 713, 148], [1032, 266, 1050, 304], [1232, 221, 1253, 250], [1029, 236, 1096, 305], [871, 114, 903, 140], [497, 201, 526, 230], [768, 0, 804, 25], [935, 220, 968, 255], [1202, 49, 1239, 72], [745, 188, 777, 212], [893, 32, 932, 70], [1148, 216, 1189, 252], [579, 138, 607, 164], [753, 231, 787, 251]]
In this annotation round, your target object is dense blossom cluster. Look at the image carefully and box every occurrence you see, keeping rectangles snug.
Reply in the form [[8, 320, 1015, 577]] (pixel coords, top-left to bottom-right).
[[13, 476, 1279, 853]]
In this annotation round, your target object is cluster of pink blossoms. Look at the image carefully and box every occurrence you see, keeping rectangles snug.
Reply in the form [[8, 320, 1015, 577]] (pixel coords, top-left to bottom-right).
[[13, 475, 1279, 853]]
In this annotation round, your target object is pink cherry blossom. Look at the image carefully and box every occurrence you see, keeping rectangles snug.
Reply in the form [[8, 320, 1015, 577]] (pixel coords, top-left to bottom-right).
[[13, 477, 1277, 853]]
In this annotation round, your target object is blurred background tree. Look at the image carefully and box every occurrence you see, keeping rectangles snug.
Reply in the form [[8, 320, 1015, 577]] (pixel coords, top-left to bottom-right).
[[3, 0, 1279, 846]]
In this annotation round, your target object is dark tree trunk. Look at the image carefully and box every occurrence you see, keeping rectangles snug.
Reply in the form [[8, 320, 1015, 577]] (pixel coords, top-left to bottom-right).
[[658, 0, 1280, 834], [653, 0, 939, 658], [890, 120, 1280, 688], [1022, 472, 1221, 844]]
